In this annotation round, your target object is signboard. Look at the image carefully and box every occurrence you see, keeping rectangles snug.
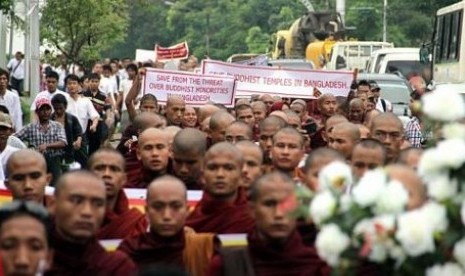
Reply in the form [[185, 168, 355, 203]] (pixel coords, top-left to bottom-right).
[[143, 68, 236, 107], [202, 60, 354, 98], [155, 41, 189, 61], [135, 49, 155, 62]]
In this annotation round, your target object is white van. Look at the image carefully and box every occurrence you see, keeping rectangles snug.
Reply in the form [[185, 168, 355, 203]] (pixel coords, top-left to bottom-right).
[[365, 48, 421, 77], [327, 41, 393, 71]]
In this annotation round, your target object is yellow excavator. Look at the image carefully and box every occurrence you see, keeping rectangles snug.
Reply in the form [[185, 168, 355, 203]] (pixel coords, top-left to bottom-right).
[[272, 10, 344, 69]]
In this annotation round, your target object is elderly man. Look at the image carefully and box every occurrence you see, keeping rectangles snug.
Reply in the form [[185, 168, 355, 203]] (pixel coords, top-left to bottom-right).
[[0, 201, 54, 276], [48, 170, 135, 274], [208, 172, 330, 275], [186, 142, 254, 234], [88, 148, 148, 239], [118, 176, 219, 275], [5, 149, 51, 205]]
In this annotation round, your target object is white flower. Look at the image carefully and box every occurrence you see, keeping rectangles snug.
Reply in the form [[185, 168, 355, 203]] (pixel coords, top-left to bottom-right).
[[418, 148, 446, 177], [373, 214, 396, 232], [425, 173, 458, 201], [426, 262, 464, 276], [422, 90, 465, 121], [453, 238, 465, 268], [315, 223, 350, 266], [421, 201, 448, 233], [436, 139, 465, 169], [318, 161, 353, 193], [388, 244, 406, 268], [443, 123, 465, 140], [373, 180, 409, 215], [354, 219, 373, 237], [310, 190, 336, 225], [396, 209, 435, 257], [352, 169, 387, 207]]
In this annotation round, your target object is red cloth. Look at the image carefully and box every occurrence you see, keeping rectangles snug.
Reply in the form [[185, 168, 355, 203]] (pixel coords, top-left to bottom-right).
[[246, 229, 330, 276], [186, 188, 255, 234], [124, 146, 141, 186], [48, 231, 136, 275], [118, 229, 185, 268], [97, 190, 148, 240]]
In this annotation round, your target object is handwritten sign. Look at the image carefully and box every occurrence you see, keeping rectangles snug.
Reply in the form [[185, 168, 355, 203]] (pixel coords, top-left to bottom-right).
[[143, 68, 237, 107], [202, 60, 354, 98], [155, 41, 189, 61]]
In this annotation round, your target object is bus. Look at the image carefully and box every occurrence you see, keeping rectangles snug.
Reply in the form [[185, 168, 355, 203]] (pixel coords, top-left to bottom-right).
[[433, 0, 465, 83]]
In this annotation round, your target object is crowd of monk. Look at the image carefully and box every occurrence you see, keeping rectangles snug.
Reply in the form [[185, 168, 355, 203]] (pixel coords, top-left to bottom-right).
[[0, 67, 430, 276]]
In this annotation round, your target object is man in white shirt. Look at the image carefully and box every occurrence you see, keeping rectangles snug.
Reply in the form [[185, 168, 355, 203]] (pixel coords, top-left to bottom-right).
[[118, 63, 138, 130], [0, 69, 23, 130], [64, 74, 99, 134], [6, 51, 24, 93], [369, 80, 392, 113], [30, 71, 69, 121], [99, 64, 118, 111]]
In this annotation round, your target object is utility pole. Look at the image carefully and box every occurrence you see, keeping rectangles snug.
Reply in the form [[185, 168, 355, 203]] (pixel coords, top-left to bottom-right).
[[23, 0, 40, 97], [0, 12, 7, 68], [383, 0, 387, 42]]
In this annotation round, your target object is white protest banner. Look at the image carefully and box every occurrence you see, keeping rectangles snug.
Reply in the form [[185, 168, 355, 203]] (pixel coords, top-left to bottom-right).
[[202, 60, 354, 98], [155, 41, 189, 61], [135, 49, 155, 62], [143, 68, 236, 107]]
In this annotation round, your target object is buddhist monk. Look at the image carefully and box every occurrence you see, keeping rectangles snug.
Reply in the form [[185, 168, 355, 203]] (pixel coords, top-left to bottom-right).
[[386, 164, 426, 210], [225, 121, 253, 144], [271, 127, 305, 179], [5, 149, 51, 204], [126, 128, 171, 188], [397, 147, 423, 171], [0, 201, 53, 276], [327, 122, 361, 160], [236, 141, 263, 189], [48, 170, 136, 274], [165, 95, 186, 127], [348, 98, 365, 124], [303, 148, 345, 192], [370, 113, 404, 163], [171, 128, 207, 190], [258, 116, 288, 157], [235, 104, 255, 128], [208, 172, 330, 276], [198, 104, 220, 125], [118, 176, 219, 275], [209, 111, 235, 145], [88, 148, 148, 239], [351, 139, 387, 181], [251, 101, 267, 124], [311, 93, 337, 149], [259, 94, 275, 113], [186, 142, 255, 234]]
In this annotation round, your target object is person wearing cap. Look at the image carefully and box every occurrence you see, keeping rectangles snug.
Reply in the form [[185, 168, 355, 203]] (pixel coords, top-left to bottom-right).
[[0, 200, 54, 276], [0, 112, 20, 181], [15, 97, 67, 186], [369, 80, 392, 113], [0, 68, 23, 130]]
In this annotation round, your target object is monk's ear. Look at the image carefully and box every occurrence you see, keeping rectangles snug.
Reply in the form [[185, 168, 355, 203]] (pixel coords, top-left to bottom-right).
[[45, 173, 53, 186], [136, 147, 142, 161], [45, 250, 54, 271]]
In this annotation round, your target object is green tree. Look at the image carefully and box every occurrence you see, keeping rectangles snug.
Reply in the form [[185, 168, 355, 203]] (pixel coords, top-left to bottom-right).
[[245, 26, 269, 53], [0, 0, 12, 14], [40, 0, 129, 65]]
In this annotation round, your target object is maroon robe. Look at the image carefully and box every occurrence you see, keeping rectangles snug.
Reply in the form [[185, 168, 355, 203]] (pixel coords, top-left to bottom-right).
[[97, 190, 148, 240], [47, 231, 136, 275], [207, 229, 330, 276], [118, 229, 185, 268], [186, 188, 255, 234], [124, 144, 141, 186]]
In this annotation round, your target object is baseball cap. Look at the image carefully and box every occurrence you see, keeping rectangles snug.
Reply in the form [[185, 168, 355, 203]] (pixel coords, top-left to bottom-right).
[[0, 113, 12, 128], [36, 97, 52, 110]]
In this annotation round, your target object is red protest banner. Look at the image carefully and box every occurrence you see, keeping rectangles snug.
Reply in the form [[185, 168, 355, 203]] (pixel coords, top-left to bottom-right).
[[155, 41, 189, 61]]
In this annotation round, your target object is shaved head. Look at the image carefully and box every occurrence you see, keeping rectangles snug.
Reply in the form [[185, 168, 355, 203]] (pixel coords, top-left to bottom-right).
[[138, 127, 170, 146], [198, 104, 221, 123], [371, 112, 403, 131], [133, 112, 166, 133], [324, 114, 348, 133], [349, 98, 364, 108], [147, 175, 187, 201], [166, 95, 185, 107], [54, 170, 104, 197], [249, 171, 294, 202], [209, 111, 235, 131], [205, 142, 243, 165], [172, 128, 207, 155], [7, 149, 46, 173], [386, 164, 426, 210], [333, 122, 361, 140]]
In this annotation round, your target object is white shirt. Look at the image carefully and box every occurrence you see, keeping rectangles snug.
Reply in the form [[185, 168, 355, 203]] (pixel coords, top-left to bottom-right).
[[30, 89, 69, 111], [119, 79, 139, 111], [7, 58, 24, 79], [7, 136, 27, 149], [0, 145, 19, 181], [0, 90, 23, 130], [66, 95, 100, 131], [99, 76, 118, 95], [376, 98, 393, 112]]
